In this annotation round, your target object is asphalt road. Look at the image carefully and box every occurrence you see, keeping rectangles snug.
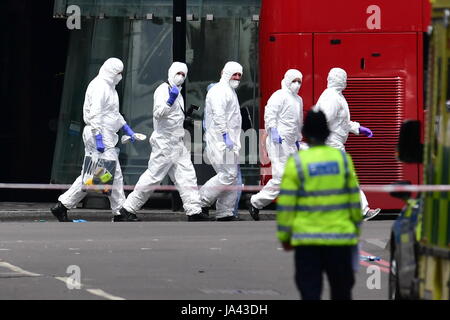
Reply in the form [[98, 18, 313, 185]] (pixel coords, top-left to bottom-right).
[[0, 219, 393, 301]]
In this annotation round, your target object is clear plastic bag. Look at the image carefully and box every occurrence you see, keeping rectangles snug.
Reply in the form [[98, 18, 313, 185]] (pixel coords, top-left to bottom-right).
[[81, 154, 117, 196]]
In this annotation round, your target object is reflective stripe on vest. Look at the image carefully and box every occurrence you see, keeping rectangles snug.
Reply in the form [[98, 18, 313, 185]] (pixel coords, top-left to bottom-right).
[[278, 202, 361, 212], [279, 187, 360, 197], [277, 225, 292, 233], [292, 233, 358, 240]]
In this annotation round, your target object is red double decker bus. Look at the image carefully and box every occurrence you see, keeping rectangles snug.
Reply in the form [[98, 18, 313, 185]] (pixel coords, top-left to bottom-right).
[[259, 0, 431, 211]]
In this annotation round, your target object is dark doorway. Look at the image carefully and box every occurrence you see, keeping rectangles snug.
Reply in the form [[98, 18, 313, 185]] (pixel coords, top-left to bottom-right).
[[0, 0, 69, 201]]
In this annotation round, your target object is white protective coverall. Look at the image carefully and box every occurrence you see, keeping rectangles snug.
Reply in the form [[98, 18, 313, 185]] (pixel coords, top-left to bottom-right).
[[58, 57, 127, 215], [313, 67, 370, 214], [122, 62, 202, 216], [251, 69, 304, 209], [200, 61, 243, 219]]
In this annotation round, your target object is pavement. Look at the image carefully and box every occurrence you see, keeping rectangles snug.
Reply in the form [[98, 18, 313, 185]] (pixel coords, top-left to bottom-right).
[[0, 202, 277, 222], [0, 201, 396, 223]]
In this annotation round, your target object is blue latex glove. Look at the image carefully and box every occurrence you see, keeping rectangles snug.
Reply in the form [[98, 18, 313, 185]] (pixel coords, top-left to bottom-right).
[[122, 124, 136, 142], [223, 133, 234, 150], [167, 86, 179, 106], [270, 128, 282, 144], [95, 134, 105, 153], [295, 141, 300, 151], [359, 126, 373, 138]]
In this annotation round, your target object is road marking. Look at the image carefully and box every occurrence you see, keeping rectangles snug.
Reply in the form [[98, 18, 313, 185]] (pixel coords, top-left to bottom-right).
[[140, 248, 152, 250], [0, 260, 126, 300], [55, 276, 82, 289], [0, 261, 41, 277], [56, 277, 126, 300], [0, 249, 10, 251], [210, 248, 221, 250], [365, 239, 388, 249], [86, 289, 126, 300]]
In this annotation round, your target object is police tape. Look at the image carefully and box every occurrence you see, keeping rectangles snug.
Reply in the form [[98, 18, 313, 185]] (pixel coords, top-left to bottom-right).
[[0, 183, 450, 193]]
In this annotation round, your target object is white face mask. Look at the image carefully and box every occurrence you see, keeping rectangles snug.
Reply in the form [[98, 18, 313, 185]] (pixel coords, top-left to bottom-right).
[[229, 80, 240, 89], [113, 73, 122, 86], [174, 74, 185, 86], [289, 82, 301, 94]]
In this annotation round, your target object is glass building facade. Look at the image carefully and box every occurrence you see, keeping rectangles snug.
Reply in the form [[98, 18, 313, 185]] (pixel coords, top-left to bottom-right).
[[51, 0, 261, 189]]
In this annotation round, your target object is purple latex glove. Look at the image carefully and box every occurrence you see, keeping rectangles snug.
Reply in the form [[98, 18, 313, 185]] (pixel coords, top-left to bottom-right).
[[122, 124, 136, 142], [167, 86, 179, 106], [270, 128, 282, 144], [223, 133, 234, 150], [95, 134, 105, 153], [359, 126, 373, 138]]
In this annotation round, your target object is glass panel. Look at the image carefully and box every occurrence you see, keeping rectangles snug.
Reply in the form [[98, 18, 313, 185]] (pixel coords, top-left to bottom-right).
[[53, 0, 173, 18], [51, 16, 173, 184], [51, 19, 97, 183], [188, 0, 260, 18], [52, 0, 261, 187], [120, 18, 173, 184], [186, 3, 260, 185]]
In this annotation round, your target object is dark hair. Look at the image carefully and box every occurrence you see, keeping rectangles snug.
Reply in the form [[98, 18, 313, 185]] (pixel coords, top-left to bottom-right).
[[302, 109, 330, 142]]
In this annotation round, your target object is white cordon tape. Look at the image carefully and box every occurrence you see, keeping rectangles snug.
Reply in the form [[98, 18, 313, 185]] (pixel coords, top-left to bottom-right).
[[0, 183, 449, 193]]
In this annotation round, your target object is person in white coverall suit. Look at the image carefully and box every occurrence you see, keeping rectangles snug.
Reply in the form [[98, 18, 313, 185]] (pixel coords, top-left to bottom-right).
[[200, 61, 243, 221], [313, 67, 380, 221], [120, 62, 211, 222], [51, 57, 141, 222], [247, 69, 306, 221]]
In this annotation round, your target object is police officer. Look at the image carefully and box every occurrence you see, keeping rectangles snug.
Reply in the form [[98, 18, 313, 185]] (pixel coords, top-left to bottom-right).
[[276, 110, 362, 300]]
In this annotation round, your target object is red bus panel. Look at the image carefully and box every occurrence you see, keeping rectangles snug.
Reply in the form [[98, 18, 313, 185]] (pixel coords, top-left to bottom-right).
[[259, 0, 429, 211], [313, 33, 419, 209]]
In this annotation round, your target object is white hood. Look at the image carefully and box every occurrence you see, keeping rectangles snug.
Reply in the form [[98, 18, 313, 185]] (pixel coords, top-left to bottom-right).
[[98, 57, 124, 86], [327, 67, 347, 92], [219, 61, 243, 86], [281, 69, 303, 94], [167, 62, 188, 89], [314, 67, 361, 150]]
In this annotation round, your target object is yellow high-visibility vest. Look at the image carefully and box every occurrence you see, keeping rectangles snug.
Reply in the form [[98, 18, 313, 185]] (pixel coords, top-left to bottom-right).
[[277, 145, 363, 246]]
